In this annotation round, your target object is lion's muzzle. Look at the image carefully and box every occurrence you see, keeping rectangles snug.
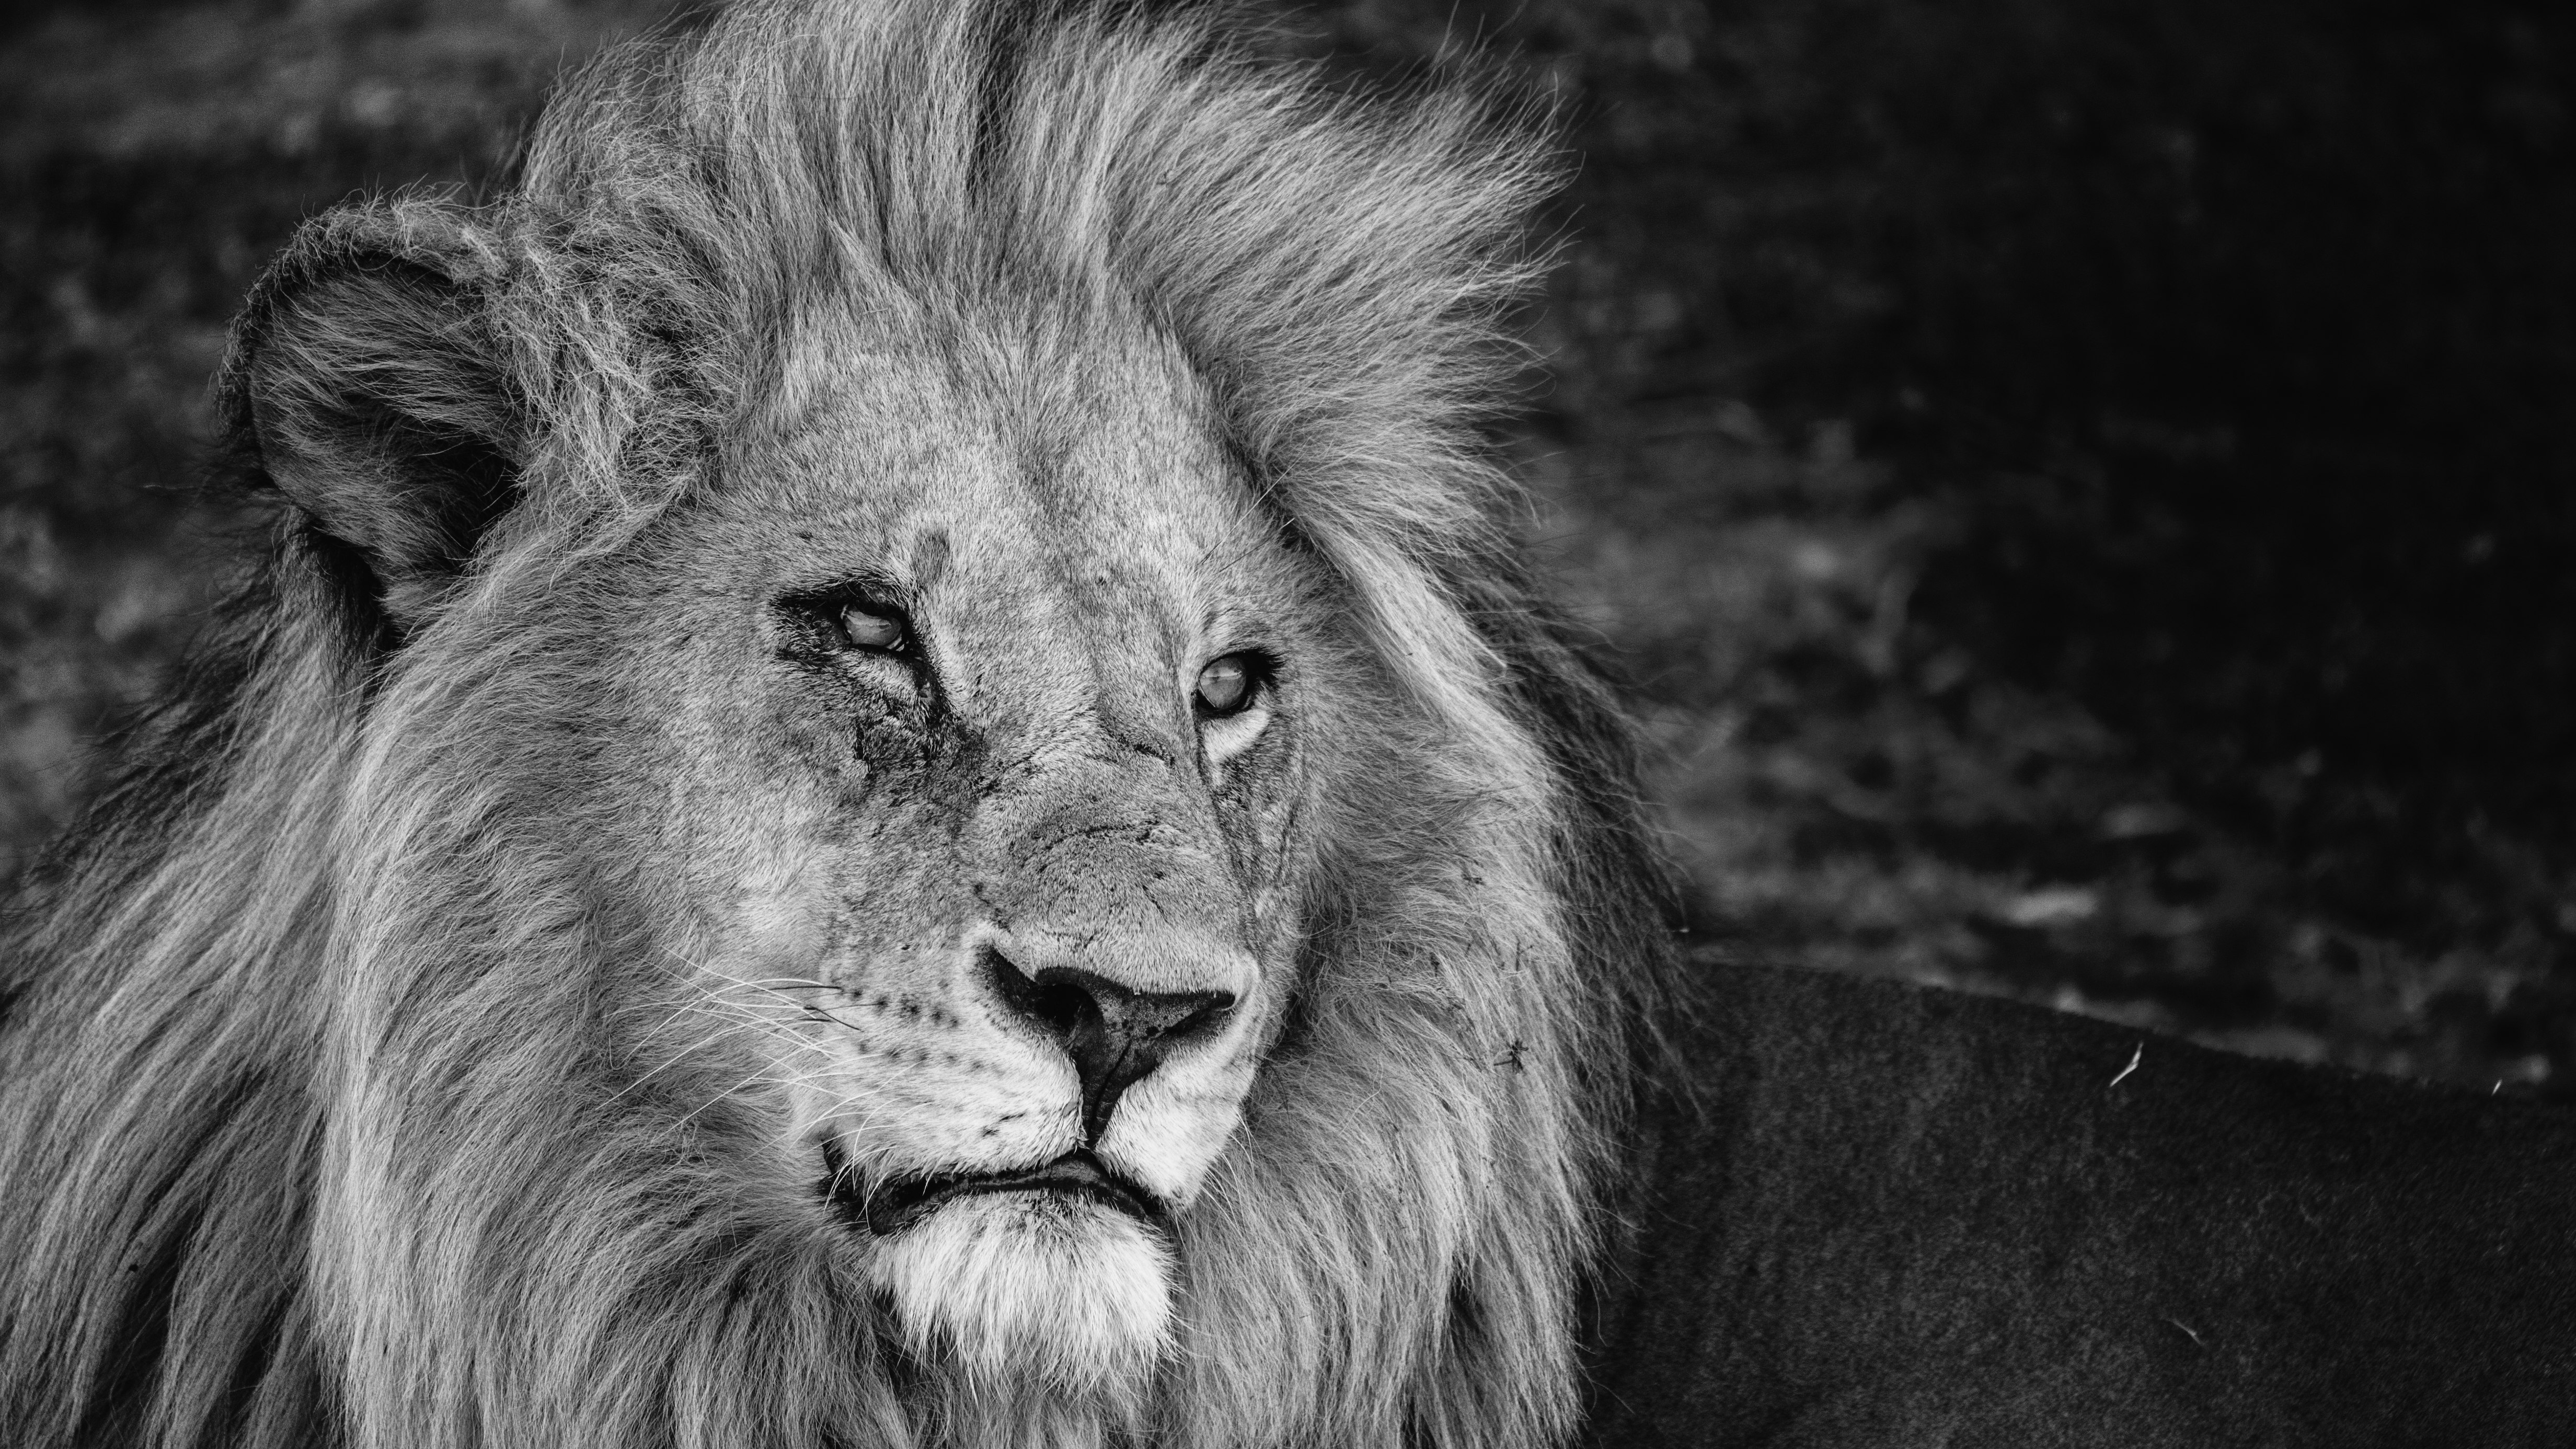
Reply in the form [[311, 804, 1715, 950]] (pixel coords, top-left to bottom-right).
[[979, 942, 1237, 1142]]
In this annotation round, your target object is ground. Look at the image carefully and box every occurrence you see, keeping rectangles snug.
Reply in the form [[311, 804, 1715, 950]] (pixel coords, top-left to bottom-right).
[[5, 0, 2572, 1091]]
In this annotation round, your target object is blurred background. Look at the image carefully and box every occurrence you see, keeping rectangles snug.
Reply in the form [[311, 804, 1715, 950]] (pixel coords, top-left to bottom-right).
[[5, 0, 2572, 1091]]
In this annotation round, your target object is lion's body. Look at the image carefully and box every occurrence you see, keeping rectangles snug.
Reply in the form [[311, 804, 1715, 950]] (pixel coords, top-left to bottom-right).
[[1583, 966, 2576, 1448], [0, 3, 1670, 1446]]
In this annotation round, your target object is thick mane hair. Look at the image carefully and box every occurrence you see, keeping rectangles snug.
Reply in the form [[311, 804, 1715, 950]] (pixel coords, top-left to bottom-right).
[[0, 2, 1677, 1446]]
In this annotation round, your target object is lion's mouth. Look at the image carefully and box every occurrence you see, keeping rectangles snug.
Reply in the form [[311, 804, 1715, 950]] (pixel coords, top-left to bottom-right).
[[825, 1145, 1167, 1237]]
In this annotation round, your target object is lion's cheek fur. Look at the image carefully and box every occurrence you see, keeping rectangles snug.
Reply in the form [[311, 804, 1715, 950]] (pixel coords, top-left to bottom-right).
[[1095, 1057, 1255, 1208]]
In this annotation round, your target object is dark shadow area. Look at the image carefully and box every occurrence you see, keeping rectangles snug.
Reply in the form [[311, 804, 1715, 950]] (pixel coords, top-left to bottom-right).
[[1298, 0, 2576, 1087]]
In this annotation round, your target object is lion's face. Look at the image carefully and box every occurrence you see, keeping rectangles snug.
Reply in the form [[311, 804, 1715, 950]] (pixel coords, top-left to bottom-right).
[[548, 316, 1324, 1387]]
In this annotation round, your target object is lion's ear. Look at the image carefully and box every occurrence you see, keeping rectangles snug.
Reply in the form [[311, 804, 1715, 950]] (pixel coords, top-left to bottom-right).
[[228, 203, 521, 633]]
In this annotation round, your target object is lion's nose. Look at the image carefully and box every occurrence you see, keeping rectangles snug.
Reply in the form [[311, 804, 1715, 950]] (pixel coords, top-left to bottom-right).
[[979, 945, 1236, 1142]]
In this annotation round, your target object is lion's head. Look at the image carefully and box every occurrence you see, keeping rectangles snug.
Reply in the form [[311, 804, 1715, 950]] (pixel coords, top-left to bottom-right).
[[0, 3, 1673, 1446]]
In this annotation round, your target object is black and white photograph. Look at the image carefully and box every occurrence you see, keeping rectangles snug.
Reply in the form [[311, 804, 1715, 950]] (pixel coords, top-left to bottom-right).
[[3, 0, 2572, 1443]]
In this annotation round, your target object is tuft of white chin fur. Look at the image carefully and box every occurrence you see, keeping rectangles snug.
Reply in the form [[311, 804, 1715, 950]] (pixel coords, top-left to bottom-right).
[[871, 1194, 1176, 1401]]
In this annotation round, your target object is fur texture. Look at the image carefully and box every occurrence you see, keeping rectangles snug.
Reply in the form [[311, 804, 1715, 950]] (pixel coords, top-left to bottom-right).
[[0, 3, 1675, 1448]]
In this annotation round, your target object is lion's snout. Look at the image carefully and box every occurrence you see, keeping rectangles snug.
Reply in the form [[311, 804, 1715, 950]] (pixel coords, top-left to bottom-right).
[[978, 941, 1239, 1142], [969, 917, 1249, 1124]]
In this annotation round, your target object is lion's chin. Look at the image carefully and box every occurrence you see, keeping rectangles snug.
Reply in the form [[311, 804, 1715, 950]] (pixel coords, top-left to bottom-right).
[[869, 1192, 1176, 1397]]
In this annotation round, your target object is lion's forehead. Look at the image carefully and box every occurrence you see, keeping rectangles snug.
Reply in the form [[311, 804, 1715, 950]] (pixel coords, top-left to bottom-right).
[[725, 321, 1271, 660]]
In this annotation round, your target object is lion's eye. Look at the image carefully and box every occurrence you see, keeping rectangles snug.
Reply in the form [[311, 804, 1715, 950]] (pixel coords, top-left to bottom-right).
[[837, 604, 907, 653], [1195, 655, 1254, 715]]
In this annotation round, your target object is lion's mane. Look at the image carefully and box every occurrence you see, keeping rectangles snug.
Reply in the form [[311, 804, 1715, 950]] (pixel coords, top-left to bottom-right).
[[0, 3, 1675, 1446]]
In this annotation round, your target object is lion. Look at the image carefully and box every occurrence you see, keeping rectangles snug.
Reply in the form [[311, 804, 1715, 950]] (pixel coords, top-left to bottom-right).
[[0, 2, 1671, 1446], [13, 2, 2576, 1447]]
